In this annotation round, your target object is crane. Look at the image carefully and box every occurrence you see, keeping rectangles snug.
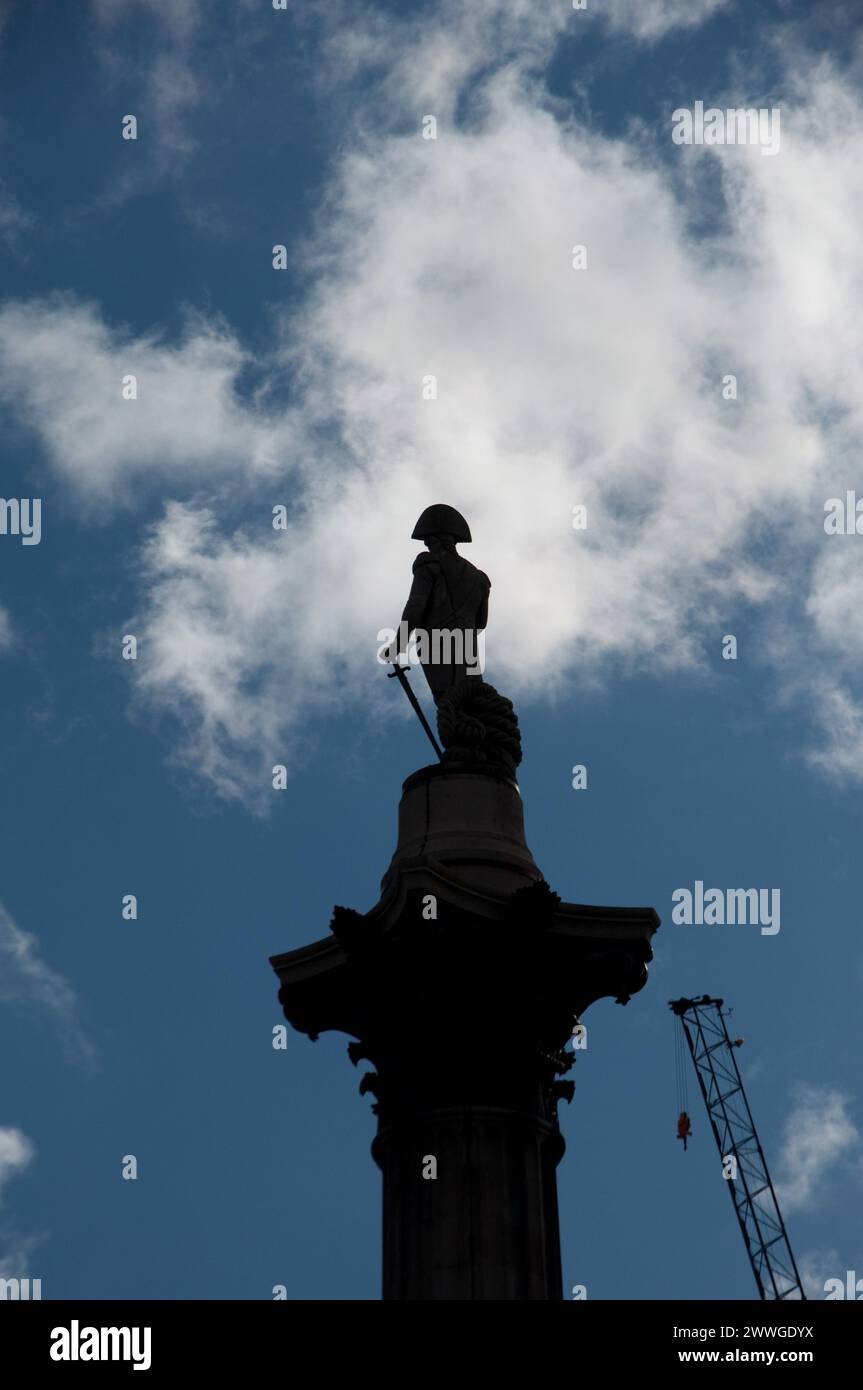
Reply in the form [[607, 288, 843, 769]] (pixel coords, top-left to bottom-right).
[[670, 994, 806, 1301]]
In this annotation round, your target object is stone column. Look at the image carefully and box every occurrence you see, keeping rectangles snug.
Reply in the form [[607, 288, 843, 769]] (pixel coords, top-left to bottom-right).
[[271, 765, 658, 1301]]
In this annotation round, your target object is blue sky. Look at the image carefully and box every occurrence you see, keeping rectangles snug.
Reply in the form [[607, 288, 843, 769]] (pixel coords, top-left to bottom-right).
[[1, 0, 862, 1300]]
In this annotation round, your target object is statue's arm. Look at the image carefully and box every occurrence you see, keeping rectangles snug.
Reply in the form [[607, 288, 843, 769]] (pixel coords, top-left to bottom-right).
[[476, 573, 491, 630], [383, 556, 436, 660], [401, 563, 435, 631]]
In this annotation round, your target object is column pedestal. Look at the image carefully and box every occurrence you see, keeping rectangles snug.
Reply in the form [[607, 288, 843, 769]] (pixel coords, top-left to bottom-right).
[[271, 765, 659, 1301]]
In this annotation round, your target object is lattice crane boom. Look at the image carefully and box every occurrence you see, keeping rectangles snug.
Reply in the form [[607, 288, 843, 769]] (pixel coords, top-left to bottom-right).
[[670, 994, 806, 1301]]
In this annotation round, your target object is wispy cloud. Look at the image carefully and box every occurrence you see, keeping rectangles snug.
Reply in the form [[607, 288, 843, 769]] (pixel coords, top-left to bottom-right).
[[0, 1232, 41, 1280], [0, 902, 96, 1069], [797, 1247, 858, 1300], [0, 178, 32, 249], [601, 0, 731, 41], [0, 1126, 39, 1278], [776, 1086, 861, 1214], [92, 0, 202, 43], [0, 1127, 33, 1200], [90, 0, 206, 191], [85, 0, 731, 198]]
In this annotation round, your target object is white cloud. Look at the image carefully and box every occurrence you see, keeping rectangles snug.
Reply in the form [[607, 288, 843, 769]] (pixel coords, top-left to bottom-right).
[[0, 903, 95, 1068], [807, 546, 863, 660], [602, 0, 731, 41], [0, 606, 11, 651], [807, 678, 863, 782], [0, 1127, 33, 1201], [1, 5, 863, 803], [318, 0, 569, 124], [320, 0, 728, 107], [0, 298, 281, 507], [800, 542, 863, 780], [0, 1128, 40, 1280], [776, 1086, 860, 1214], [797, 1248, 853, 1300]]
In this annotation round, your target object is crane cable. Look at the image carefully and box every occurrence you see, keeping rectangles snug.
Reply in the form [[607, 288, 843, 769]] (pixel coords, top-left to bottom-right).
[[674, 1013, 689, 1118]]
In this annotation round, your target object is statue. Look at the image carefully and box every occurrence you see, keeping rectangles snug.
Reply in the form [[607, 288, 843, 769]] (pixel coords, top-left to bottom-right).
[[385, 505, 522, 775], [384, 504, 489, 697]]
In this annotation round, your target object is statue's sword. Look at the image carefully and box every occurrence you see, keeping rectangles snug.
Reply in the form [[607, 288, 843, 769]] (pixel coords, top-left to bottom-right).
[[388, 663, 444, 760]]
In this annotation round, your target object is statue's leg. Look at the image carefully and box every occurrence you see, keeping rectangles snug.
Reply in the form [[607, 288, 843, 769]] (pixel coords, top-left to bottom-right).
[[422, 661, 468, 704]]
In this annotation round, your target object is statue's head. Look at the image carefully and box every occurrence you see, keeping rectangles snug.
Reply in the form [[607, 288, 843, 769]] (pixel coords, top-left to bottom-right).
[[411, 504, 471, 545]]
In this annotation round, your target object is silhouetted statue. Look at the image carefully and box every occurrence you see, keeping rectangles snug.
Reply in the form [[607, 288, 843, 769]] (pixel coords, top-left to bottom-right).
[[386, 505, 522, 775], [387, 504, 489, 699]]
